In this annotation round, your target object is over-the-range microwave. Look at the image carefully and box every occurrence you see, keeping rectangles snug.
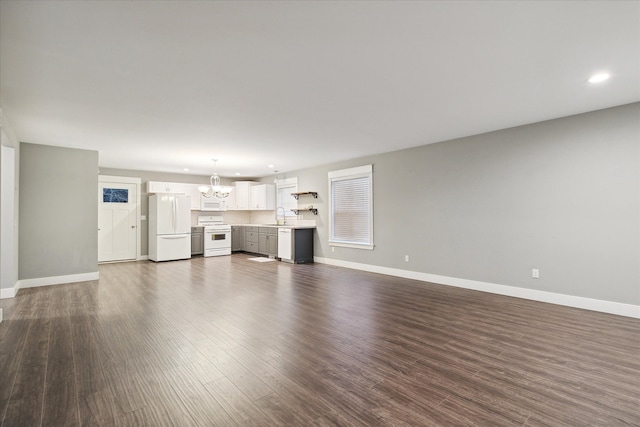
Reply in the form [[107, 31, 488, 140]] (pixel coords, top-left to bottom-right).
[[200, 195, 228, 211]]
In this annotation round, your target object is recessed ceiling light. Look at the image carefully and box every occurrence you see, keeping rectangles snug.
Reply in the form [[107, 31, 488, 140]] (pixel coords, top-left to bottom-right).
[[588, 72, 610, 83], [235, 172, 241, 176], [183, 168, 189, 171], [267, 164, 275, 168]]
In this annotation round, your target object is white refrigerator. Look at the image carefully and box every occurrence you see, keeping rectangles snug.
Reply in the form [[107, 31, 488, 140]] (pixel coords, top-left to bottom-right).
[[149, 194, 191, 262]]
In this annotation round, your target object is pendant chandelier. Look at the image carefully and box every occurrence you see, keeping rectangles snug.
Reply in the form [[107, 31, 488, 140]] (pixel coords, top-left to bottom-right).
[[199, 159, 233, 199]]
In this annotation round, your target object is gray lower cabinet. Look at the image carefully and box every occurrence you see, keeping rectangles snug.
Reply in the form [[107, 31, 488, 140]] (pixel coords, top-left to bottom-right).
[[245, 226, 259, 253], [258, 233, 268, 254], [191, 226, 204, 255], [268, 234, 278, 256], [259, 227, 278, 257], [231, 226, 245, 251], [232, 225, 300, 259]]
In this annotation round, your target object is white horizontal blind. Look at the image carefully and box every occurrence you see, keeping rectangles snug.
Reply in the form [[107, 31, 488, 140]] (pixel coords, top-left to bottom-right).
[[329, 165, 373, 249]]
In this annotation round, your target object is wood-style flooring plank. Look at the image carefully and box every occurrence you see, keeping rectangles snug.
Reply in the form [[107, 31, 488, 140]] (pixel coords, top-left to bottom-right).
[[204, 377, 272, 427], [1, 255, 638, 426], [0, 304, 32, 422], [2, 290, 51, 427], [162, 363, 237, 426], [41, 286, 79, 427], [223, 343, 333, 422]]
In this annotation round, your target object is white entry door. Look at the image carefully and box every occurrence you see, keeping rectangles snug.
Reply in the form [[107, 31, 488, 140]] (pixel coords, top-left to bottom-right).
[[98, 182, 137, 262]]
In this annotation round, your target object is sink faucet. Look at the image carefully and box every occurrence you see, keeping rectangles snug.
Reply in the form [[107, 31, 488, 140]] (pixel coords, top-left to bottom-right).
[[276, 207, 286, 225]]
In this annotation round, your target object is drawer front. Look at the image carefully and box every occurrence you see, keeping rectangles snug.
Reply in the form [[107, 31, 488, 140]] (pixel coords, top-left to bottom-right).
[[246, 231, 259, 243], [245, 241, 259, 252], [246, 226, 259, 233]]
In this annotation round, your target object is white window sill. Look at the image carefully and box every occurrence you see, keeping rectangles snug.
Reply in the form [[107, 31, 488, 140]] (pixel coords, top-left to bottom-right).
[[329, 241, 374, 250]]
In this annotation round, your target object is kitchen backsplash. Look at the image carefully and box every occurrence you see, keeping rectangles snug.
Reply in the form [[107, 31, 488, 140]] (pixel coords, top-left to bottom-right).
[[250, 210, 278, 225], [190, 210, 251, 226], [222, 210, 253, 225], [190, 210, 316, 227]]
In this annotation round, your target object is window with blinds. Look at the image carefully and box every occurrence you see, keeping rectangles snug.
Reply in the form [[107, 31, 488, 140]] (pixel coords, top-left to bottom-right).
[[328, 165, 374, 250]]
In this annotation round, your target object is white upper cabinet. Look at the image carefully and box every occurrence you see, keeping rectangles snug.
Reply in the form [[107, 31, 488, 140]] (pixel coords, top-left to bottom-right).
[[147, 180, 273, 211], [147, 181, 201, 210], [225, 187, 236, 211], [250, 184, 276, 210], [233, 181, 257, 210], [187, 184, 202, 210], [147, 181, 185, 194]]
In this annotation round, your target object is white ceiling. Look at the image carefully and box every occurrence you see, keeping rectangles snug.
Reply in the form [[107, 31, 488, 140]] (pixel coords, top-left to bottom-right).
[[1, 1, 638, 178]]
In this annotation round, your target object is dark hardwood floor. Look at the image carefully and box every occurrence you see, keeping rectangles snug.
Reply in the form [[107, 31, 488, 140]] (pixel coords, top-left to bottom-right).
[[0, 254, 638, 426]]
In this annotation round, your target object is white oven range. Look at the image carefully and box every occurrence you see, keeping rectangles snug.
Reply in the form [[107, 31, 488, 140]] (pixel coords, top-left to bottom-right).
[[197, 215, 231, 257]]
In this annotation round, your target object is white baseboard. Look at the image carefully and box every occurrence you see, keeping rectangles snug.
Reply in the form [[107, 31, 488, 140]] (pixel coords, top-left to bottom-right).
[[0, 281, 19, 299], [314, 257, 639, 319], [17, 271, 100, 291], [99, 257, 146, 264]]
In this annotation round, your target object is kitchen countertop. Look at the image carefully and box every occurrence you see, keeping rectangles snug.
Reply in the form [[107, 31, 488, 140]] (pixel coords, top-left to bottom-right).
[[232, 224, 316, 229]]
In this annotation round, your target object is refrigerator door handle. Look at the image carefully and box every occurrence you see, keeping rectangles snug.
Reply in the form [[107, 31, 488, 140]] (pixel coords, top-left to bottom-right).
[[172, 197, 177, 232]]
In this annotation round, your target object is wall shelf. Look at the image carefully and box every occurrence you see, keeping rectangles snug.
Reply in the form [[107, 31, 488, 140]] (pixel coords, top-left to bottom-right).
[[291, 208, 318, 215], [291, 191, 318, 200]]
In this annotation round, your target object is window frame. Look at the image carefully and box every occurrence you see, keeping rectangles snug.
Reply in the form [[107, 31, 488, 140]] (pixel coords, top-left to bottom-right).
[[275, 177, 298, 218], [328, 164, 374, 250]]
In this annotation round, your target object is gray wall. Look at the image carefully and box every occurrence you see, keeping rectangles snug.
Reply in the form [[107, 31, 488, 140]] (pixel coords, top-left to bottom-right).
[[19, 143, 98, 279], [286, 103, 639, 305]]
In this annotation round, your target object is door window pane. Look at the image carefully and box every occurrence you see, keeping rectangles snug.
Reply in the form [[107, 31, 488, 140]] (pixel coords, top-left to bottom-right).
[[103, 188, 129, 203]]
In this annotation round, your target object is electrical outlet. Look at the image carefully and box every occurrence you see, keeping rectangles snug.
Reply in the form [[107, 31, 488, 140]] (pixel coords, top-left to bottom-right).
[[331, 247, 335, 253], [532, 268, 539, 279], [404, 255, 410, 262]]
